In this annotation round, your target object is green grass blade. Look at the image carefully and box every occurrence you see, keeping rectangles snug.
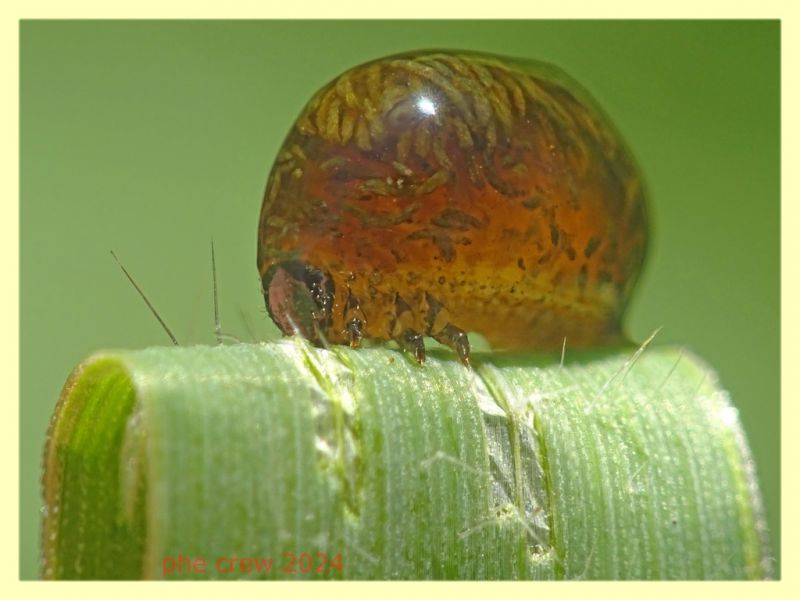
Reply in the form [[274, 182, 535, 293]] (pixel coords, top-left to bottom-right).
[[41, 341, 771, 580]]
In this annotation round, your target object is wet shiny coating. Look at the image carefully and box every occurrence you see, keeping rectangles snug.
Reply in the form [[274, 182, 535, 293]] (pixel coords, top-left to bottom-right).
[[257, 50, 648, 365]]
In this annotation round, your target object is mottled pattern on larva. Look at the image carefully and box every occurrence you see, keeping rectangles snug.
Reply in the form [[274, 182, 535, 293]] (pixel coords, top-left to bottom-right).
[[258, 50, 648, 352]]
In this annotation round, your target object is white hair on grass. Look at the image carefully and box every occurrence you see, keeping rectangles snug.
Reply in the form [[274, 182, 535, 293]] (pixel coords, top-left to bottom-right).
[[584, 326, 663, 415]]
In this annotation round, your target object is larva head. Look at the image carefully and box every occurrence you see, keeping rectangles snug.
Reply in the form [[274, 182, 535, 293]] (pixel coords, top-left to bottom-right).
[[261, 261, 334, 343], [257, 50, 648, 353]]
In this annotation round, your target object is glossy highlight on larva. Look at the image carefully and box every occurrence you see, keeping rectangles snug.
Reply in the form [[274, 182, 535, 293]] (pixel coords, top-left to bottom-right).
[[257, 50, 648, 366]]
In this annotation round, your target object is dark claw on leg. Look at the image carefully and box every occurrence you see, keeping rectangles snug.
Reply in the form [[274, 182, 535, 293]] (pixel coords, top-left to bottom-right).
[[396, 328, 426, 365], [433, 323, 471, 368]]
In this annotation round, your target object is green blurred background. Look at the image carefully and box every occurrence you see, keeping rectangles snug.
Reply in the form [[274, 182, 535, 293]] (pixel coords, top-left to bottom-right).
[[20, 21, 780, 579]]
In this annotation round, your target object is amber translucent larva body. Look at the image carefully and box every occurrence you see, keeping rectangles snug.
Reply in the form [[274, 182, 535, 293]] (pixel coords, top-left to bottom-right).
[[257, 50, 647, 365]]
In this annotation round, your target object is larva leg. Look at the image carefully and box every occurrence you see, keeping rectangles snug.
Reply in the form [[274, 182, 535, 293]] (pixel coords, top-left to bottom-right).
[[432, 323, 471, 367], [390, 294, 426, 364], [345, 318, 364, 348], [343, 292, 366, 348], [423, 292, 471, 366], [395, 328, 426, 364]]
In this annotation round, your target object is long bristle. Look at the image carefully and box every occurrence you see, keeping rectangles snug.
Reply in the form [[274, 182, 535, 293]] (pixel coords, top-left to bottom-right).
[[110, 250, 179, 346]]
